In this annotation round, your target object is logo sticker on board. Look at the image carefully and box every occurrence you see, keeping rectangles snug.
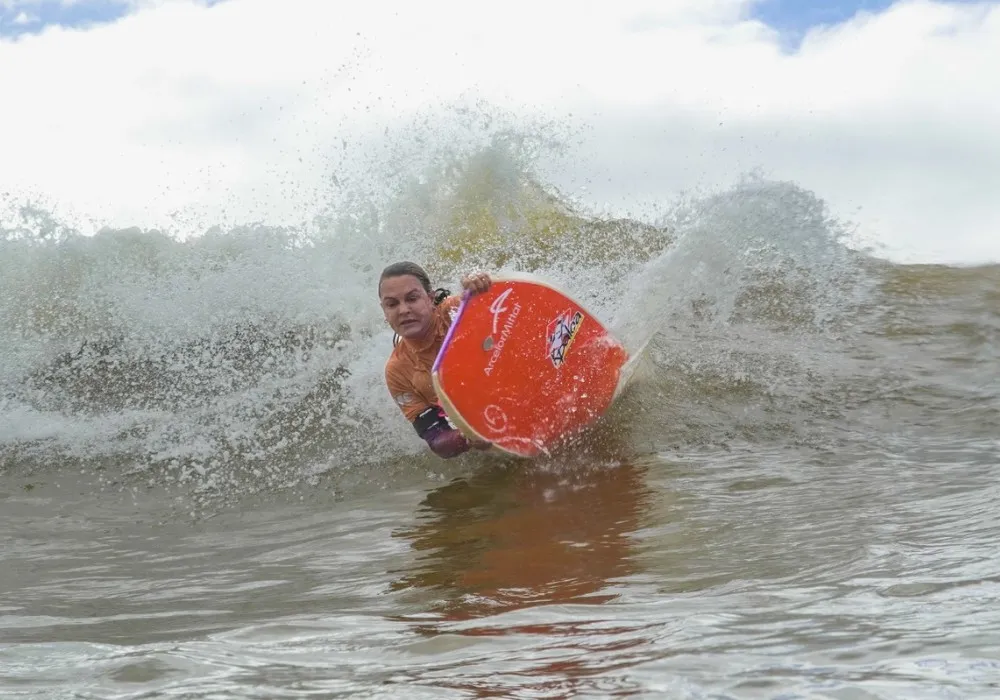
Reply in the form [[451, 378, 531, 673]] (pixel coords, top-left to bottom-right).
[[483, 288, 522, 377], [489, 288, 514, 334], [546, 310, 584, 368], [483, 404, 508, 434]]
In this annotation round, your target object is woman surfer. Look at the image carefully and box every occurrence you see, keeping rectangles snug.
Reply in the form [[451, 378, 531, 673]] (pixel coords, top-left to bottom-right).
[[379, 261, 493, 458]]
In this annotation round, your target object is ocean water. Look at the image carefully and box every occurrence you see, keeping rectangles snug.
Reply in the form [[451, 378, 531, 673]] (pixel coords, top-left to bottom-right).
[[1, 135, 998, 698]]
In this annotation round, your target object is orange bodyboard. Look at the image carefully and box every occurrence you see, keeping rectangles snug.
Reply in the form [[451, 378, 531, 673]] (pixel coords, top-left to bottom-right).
[[431, 277, 629, 458]]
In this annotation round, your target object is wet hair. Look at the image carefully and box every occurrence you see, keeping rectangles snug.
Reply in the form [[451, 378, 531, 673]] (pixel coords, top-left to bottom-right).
[[378, 261, 433, 298], [379, 261, 451, 346]]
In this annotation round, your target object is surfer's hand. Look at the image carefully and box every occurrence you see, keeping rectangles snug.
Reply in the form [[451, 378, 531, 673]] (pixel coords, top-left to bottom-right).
[[426, 427, 471, 459], [469, 438, 492, 450], [460, 271, 491, 296]]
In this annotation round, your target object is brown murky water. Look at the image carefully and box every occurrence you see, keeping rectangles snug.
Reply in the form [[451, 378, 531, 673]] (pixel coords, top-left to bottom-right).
[[4, 425, 999, 698]]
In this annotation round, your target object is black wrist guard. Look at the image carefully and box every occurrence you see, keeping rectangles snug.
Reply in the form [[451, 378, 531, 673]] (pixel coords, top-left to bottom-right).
[[413, 405, 451, 439]]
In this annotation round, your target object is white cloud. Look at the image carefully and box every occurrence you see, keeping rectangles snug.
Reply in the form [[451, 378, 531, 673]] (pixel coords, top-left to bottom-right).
[[0, 0, 997, 264]]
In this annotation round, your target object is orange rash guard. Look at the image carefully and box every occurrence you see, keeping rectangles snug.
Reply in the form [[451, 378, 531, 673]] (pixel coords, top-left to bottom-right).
[[384, 295, 472, 458], [385, 294, 461, 420]]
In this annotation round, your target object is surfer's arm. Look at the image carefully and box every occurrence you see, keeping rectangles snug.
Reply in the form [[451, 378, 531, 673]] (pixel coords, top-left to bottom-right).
[[386, 364, 474, 459], [413, 406, 471, 459]]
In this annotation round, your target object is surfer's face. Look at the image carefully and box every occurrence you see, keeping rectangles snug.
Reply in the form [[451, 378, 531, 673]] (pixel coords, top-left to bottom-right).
[[379, 275, 435, 340]]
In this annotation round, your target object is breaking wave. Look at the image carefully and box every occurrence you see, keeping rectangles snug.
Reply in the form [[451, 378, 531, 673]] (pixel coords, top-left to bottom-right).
[[2, 117, 996, 512]]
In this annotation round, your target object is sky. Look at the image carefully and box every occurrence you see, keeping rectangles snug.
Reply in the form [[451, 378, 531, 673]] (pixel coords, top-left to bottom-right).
[[0, 0, 929, 42], [755, 0, 899, 39], [0, 0, 997, 264]]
